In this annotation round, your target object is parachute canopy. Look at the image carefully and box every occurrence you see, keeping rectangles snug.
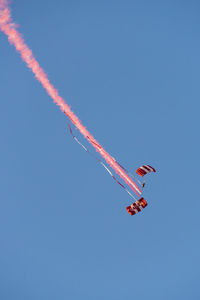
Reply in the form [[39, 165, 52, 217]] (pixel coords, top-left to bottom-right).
[[126, 197, 147, 215], [136, 165, 156, 177]]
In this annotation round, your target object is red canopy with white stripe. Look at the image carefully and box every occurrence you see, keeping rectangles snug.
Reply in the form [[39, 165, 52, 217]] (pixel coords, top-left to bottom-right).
[[126, 198, 148, 215], [136, 165, 156, 177]]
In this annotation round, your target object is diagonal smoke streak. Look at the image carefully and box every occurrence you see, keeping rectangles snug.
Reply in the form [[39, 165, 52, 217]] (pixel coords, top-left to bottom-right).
[[0, 0, 141, 197]]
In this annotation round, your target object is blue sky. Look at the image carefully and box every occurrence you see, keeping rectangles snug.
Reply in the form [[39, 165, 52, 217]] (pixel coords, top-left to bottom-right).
[[0, 0, 200, 299]]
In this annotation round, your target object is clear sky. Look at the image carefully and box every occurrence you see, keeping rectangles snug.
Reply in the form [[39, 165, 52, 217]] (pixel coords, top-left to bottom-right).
[[0, 0, 199, 299]]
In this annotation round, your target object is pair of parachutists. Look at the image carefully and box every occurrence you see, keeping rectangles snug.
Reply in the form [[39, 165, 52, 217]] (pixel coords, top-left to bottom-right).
[[126, 165, 156, 216]]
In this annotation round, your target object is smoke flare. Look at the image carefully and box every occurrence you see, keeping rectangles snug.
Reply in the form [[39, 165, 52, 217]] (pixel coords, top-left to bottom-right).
[[0, 0, 141, 196]]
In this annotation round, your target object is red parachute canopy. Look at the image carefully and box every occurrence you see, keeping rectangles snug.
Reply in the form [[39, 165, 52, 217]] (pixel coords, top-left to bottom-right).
[[126, 198, 147, 215], [136, 165, 156, 177]]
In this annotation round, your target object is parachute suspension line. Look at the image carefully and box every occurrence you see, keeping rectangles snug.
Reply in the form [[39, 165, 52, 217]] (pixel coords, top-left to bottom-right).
[[67, 123, 137, 201]]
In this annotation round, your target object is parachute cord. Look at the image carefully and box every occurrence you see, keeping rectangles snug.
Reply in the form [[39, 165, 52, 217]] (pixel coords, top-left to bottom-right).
[[67, 123, 137, 201]]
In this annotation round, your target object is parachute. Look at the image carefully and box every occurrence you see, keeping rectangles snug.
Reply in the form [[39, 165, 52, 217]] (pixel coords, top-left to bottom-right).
[[126, 198, 147, 216], [134, 164, 156, 188], [136, 165, 156, 177]]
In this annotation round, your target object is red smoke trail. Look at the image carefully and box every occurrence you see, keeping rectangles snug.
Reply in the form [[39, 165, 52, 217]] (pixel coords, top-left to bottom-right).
[[0, 0, 141, 196]]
